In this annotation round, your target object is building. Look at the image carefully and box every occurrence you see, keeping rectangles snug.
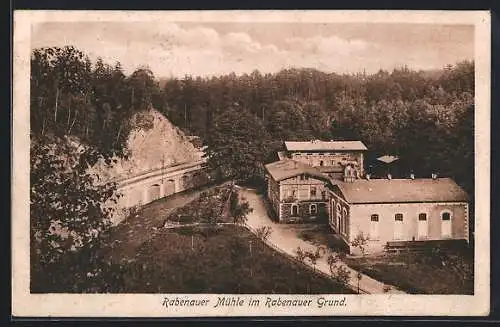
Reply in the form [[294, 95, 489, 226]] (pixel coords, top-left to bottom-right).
[[282, 140, 368, 181], [328, 177, 469, 254], [264, 159, 332, 223]]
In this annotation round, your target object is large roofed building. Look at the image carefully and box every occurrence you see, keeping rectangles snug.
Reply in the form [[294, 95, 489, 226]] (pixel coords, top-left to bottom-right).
[[329, 177, 469, 254], [265, 159, 332, 223], [282, 140, 368, 181]]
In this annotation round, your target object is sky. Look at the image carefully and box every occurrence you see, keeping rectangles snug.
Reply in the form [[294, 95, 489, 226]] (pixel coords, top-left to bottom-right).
[[31, 22, 474, 78]]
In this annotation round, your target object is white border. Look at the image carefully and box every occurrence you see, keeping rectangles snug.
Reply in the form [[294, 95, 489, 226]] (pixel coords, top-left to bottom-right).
[[12, 10, 491, 317]]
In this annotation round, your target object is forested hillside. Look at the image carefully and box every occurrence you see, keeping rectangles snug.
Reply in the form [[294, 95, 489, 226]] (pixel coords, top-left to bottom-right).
[[30, 45, 474, 196], [158, 62, 474, 196]]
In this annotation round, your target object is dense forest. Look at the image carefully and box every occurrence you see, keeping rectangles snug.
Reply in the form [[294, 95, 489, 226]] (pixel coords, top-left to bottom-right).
[[29, 45, 474, 292], [31, 46, 474, 195]]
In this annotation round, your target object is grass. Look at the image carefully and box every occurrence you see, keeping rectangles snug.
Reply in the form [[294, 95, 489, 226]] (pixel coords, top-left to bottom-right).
[[112, 225, 354, 294], [296, 224, 350, 254], [295, 223, 474, 295], [163, 185, 233, 224], [344, 249, 474, 294], [104, 185, 353, 294]]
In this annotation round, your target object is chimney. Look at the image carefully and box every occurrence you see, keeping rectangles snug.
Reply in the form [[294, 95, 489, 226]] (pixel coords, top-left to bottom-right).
[[410, 173, 415, 180], [431, 173, 438, 180], [387, 173, 392, 180]]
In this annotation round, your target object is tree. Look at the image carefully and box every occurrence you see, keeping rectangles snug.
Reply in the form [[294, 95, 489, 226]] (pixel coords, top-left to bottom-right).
[[30, 136, 119, 292], [230, 189, 253, 225], [351, 232, 370, 257], [204, 106, 271, 182]]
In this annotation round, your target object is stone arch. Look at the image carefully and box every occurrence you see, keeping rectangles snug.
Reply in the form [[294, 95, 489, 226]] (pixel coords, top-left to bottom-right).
[[149, 183, 161, 202], [164, 179, 176, 196]]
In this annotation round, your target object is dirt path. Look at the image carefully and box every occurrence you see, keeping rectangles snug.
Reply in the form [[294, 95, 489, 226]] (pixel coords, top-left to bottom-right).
[[106, 182, 229, 262], [238, 186, 406, 294]]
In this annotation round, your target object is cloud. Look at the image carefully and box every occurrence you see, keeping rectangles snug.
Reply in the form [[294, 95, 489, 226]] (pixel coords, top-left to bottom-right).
[[31, 22, 472, 78]]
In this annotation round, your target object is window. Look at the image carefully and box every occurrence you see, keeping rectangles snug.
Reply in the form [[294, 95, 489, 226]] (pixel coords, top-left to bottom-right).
[[310, 204, 317, 215], [441, 211, 452, 238], [321, 191, 326, 200], [394, 213, 404, 240], [299, 175, 305, 181], [370, 214, 379, 239], [342, 208, 348, 234], [320, 160, 324, 166], [336, 203, 342, 232], [331, 160, 335, 166], [418, 213, 428, 239], [310, 186, 317, 197], [291, 204, 299, 216]]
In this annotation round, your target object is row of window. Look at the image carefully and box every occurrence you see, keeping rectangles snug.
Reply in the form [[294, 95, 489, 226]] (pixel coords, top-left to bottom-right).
[[286, 187, 327, 199], [290, 203, 320, 216], [370, 212, 452, 222]]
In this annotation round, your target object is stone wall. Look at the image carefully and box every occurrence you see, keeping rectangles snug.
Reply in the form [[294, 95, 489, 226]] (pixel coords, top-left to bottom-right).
[[279, 201, 328, 223]]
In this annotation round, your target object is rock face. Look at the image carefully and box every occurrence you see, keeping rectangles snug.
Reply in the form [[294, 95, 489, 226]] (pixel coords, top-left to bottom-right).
[[94, 108, 203, 183]]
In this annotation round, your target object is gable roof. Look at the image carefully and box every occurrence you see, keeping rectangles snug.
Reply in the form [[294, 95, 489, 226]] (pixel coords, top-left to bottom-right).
[[265, 159, 328, 182], [334, 178, 468, 204], [285, 140, 368, 152]]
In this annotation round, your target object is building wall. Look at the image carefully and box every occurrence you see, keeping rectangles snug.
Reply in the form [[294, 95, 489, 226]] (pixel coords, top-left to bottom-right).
[[280, 201, 328, 223], [266, 175, 281, 219], [289, 151, 364, 175], [329, 190, 351, 244], [348, 202, 469, 254], [276, 175, 329, 222]]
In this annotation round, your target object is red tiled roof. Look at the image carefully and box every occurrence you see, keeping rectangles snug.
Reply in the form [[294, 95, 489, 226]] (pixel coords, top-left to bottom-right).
[[335, 178, 468, 204]]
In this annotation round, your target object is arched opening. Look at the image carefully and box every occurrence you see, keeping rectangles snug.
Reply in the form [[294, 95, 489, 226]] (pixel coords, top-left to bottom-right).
[[418, 213, 428, 239], [310, 204, 317, 215], [149, 184, 161, 202], [291, 204, 299, 217], [441, 211, 452, 238], [394, 213, 404, 240], [370, 214, 379, 240], [165, 179, 176, 196]]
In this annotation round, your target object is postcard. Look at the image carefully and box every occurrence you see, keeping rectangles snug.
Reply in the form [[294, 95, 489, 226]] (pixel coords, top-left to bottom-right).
[[12, 10, 491, 317]]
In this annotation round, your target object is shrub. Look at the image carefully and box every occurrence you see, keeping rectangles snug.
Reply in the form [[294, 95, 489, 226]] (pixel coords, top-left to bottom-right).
[[256, 226, 273, 241]]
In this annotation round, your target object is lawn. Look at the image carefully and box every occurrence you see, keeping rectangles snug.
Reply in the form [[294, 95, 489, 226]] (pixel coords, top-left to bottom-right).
[[295, 223, 474, 295], [344, 249, 474, 294], [108, 225, 354, 294], [103, 185, 353, 294]]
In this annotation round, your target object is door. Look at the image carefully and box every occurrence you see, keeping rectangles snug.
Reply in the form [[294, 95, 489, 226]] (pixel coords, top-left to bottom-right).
[[292, 204, 299, 216], [370, 214, 379, 239], [441, 211, 452, 238], [394, 213, 404, 240], [418, 213, 428, 239]]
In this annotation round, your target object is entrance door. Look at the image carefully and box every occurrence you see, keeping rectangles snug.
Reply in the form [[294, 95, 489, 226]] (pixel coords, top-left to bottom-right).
[[394, 213, 404, 240], [417, 213, 428, 239], [441, 211, 452, 238], [370, 214, 379, 239]]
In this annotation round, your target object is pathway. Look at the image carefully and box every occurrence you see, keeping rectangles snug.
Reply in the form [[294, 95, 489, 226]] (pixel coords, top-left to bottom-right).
[[237, 186, 406, 294]]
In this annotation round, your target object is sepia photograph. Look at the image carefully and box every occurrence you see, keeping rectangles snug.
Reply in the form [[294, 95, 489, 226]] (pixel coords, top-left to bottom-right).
[[12, 10, 490, 317]]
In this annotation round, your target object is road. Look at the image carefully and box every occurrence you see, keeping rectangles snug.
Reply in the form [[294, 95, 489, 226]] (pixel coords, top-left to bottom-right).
[[238, 186, 406, 294]]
